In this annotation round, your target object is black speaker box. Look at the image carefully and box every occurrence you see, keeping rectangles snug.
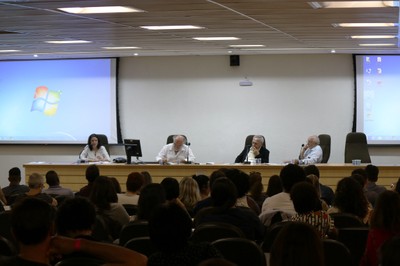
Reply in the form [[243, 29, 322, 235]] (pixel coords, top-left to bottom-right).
[[230, 55, 240, 66]]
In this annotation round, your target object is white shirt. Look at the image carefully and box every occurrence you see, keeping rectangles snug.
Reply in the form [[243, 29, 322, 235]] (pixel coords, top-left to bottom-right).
[[80, 145, 111, 162], [300, 145, 323, 165], [261, 192, 296, 214], [117, 193, 139, 205], [156, 143, 195, 163]]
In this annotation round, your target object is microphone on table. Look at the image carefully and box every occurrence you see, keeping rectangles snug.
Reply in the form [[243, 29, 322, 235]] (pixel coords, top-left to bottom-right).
[[298, 144, 305, 159], [244, 145, 251, 164], [186, 142, 191, 164]]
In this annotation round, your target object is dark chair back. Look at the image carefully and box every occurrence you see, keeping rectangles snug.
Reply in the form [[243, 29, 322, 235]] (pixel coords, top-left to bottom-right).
[[329, 213, 366, 228], [190, 222, 246, 244], [122, 204, 138, 216], [322, 239, 352, 266], [96, 134, 110, 155], [166, 135, 188, 144], [337, 227, 369, 266], [0, 235, 17, 256], [119, 220, 149, 246], [344, 132, 371, 163], [244, 135, 266, 148], [0, 211, 16, 247], [124, 236, 158, 257], [318, 134, 331, 163], [261, 220, 289, 252], [212, 237, 266, 266]]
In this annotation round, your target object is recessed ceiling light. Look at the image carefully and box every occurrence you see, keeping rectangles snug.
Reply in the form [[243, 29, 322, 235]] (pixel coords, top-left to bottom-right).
[[359, 43, 396, 46], [351, 35, 396, 39], [193, 37, 240, 41], [333, 23, 396, 27], [229, 45, 265, 48], [0, 50, 20, 52], [46, 40, 91, 44], [309, 1, 398, 9], [331, 49, 336, 53], [140, 25, 204, 30], [102, 46, 140, 50], [58, 6, 144, 14]]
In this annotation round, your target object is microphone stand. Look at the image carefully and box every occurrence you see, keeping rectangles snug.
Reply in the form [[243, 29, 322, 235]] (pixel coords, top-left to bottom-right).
[[244, 145, 251, 164], [186, 142, 191, 164]]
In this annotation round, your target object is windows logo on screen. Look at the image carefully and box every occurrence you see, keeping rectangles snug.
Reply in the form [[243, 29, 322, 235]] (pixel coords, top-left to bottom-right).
[[31, 86, 61, 116]]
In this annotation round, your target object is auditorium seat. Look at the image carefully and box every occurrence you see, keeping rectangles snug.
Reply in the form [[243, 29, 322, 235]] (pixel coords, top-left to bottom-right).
[[124, 236, 158, 257], [211, 237, 266, 266], [344, 132, 371, 163], [329, 212, 366, 228], [318, 134, 331, 163], [119, 220, 149, 246], [96, 134, 110, 154], [244, 135, 266, 148], [190, 222, 246, 244], [322, 239, 352, 266]]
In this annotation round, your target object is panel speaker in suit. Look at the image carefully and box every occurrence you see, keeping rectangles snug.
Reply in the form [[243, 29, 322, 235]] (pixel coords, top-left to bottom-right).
[[230, 55, 240, 66]]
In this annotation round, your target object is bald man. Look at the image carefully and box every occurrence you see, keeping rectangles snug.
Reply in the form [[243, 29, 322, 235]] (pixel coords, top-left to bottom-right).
[[156, 135, 195, 164]]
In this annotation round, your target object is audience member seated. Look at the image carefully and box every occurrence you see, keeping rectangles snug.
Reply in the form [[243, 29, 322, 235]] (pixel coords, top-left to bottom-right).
[[265, 174, 283, 198], [2, 167, 29, 205], [328, 177, 371, 225], [136, 184, 166, 221], [365, 164, 386, 197], [248, 171, 267, 210], [43, 170, 74, 198], [89, 176, 130, 240], [305, 174, 329, 211], [109, 177, 122, 194], [118, 172, 144, 205], [193, 169, 227, 215], [141, 171, 153, 187], [160, 177, 186, 210], [290, 182, 335, 238], [79, 133, 111, 162], [193, 174, 210, 200], [76, 165, 100, 198], [14, 173, 57, 207], [148, 203, 221, 266], [379, 236, 400, 266], [156, 135, 195, 164], [179, 176, 201, 216], [261, 164, 306, 214], [269, 222, 324, 266], [352, 168, 379, 207], [0, 197, 147, 266], [56, 197, 97, 239], [225, 168, 260, 215], [304, 165, 334, 206], [234, 135, 270, 163], [360, 191, 400, 266], [0, 186, 6, 206], [194, 178, 264, 242]]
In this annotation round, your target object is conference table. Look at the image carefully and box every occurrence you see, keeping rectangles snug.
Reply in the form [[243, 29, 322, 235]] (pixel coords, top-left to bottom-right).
[[23, 162, 400, 192]]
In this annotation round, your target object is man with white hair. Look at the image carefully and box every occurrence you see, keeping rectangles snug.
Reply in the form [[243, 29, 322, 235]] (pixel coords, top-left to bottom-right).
[[156, 135, 195, 164], [294, 135, 323, 165], [235, 135, 270, 163]]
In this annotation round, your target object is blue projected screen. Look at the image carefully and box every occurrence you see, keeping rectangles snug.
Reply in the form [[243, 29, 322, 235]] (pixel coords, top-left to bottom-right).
[[0, 58, 118, 144], [355, 55, 400, 145]]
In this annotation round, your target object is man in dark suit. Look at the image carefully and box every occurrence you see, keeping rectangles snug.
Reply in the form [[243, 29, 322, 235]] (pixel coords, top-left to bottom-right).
[[235, 135, 270, 163]]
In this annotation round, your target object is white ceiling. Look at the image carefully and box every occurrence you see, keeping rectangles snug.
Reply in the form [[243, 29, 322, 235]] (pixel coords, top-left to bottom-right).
[[0, 0, 399, 60]]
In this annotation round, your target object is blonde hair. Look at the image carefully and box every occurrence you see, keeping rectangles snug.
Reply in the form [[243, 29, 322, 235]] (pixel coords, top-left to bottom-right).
[[28, 173, 44, 189], [179, 176, 201, 210]]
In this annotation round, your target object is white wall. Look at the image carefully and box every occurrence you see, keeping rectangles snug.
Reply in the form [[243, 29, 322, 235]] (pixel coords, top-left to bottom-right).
[[1, 54, 399, 187]]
